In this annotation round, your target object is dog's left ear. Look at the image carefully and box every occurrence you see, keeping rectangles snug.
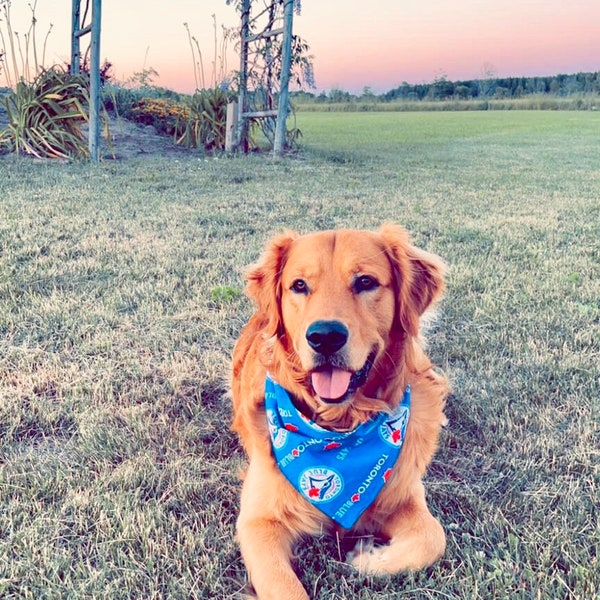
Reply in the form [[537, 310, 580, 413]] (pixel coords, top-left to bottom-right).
[[244, 230, 298, 337], [378, 223, 447, 337]]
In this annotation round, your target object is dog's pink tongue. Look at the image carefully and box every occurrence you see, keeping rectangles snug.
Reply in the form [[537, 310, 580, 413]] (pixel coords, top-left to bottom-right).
[[311, 368, 352, 400]]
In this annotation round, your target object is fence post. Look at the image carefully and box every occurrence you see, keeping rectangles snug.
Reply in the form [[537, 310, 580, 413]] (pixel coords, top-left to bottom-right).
[[225, 100, 238, 153], [273, 0, 294, 157], [71, 0, 81, 74], [87, 0, 102, 163]]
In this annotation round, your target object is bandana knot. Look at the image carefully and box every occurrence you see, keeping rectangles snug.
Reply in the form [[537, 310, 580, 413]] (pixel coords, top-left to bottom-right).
[[265, 376, 410, 529]]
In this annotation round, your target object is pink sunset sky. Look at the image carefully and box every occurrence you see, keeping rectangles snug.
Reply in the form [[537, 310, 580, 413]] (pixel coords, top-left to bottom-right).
[[4, 0, 600, 94]]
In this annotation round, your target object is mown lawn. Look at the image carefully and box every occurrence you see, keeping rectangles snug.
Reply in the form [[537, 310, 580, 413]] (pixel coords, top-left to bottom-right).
[[0, 111, 599, 599]]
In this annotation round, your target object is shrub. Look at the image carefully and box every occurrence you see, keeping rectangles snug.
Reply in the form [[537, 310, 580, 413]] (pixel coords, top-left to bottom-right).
[[65, 57, 114, 86], [101, 83, 140, 119], [128, 98, 190, 137], [0, 66, 89, 158], [102, 82, 188, 123], [177, 87, 233, 151]]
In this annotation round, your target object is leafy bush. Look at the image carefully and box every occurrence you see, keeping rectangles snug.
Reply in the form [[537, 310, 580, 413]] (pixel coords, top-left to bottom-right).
[[65, 57, 114, 85], [127, 98, 190, 137], [102, 81, 187, 117], [0, 66, 89, 158], [101, 83, 140, 119], [177, 87, 233, 151]]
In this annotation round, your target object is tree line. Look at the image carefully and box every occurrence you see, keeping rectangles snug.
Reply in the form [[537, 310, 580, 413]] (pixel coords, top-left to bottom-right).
[[294, 71, 600, 104]]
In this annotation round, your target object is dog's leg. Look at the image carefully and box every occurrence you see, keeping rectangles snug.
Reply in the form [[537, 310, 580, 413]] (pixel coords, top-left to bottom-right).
[[237, 517, 309, 600], [237, 463, 309, 600], [348, 481, 446, 574]]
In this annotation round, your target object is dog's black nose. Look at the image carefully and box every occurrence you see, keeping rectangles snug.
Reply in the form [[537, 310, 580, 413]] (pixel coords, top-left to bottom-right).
[[306, 320, 348, 355]]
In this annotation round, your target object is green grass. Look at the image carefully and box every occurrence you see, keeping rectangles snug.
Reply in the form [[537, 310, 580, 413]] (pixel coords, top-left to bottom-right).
[[1, 111, 599, 599]]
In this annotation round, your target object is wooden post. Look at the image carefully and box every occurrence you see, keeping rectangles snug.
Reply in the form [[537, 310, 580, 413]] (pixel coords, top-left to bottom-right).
[[71, 0, 81, 74], [225, 100, 238, 153], [88, 0, 102, 163], [237, 0, 251, 152], [273, 0, 294, 157]]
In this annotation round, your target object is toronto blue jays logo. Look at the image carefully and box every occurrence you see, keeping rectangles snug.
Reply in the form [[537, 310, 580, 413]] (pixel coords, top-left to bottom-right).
[[266, 409, 288, 449], [379, 405, 409, 447], [298, 467, 343, 503]]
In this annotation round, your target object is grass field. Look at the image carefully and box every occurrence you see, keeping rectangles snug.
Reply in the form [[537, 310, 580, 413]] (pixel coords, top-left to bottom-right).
[[0, 111, 599, 599]]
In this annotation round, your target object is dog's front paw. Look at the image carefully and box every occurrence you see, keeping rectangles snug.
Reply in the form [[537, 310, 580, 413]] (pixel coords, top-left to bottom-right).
[[346, 537, 392, 575]]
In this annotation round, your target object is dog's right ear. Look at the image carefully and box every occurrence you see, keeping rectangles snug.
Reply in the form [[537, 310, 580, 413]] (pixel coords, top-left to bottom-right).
[[244, 230, 298, 337], [378, 223, 446, 338]]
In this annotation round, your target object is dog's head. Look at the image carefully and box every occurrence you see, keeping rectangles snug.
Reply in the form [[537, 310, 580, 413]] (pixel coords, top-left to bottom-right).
[[245, 224, 446, 425]]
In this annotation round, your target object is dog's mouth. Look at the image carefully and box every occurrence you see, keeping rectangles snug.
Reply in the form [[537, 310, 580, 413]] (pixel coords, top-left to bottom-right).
[[310, 350, 376, 404]]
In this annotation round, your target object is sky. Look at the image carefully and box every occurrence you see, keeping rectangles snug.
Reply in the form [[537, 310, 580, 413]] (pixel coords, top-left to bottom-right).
[[2, 0, 600, 94]]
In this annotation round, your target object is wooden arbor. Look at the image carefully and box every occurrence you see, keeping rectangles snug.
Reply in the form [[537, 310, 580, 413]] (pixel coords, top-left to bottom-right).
[[69, 0, 295, 160], [231, 0, 295, 156], [70, 0, 102, 162]]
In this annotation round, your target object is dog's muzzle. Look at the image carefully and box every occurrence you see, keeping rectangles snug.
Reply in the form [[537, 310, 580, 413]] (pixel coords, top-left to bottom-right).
[[305, 320, 374, 403]]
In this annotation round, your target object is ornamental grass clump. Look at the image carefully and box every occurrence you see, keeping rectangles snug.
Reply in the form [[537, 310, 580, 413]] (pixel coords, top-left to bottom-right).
[[0, 66, 89, 159], [177, 87, 233, 151]]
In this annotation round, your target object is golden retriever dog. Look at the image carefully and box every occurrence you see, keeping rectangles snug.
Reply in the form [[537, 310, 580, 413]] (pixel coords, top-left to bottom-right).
[[231, 224, 449, 599]]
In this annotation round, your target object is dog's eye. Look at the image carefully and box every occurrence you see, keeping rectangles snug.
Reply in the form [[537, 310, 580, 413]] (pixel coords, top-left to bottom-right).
[[353, 275, 379, 293], [290, 279, 309, 294]]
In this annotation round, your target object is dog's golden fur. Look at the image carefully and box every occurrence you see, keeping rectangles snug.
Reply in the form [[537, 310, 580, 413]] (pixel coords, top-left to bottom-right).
[[231, 224, 449, 599]]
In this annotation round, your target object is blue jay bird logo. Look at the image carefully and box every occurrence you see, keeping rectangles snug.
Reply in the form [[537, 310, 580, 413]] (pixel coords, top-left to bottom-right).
[[379, 406, 409, 447], [299, 468, 343, 503], [267, 409, 288, 449]]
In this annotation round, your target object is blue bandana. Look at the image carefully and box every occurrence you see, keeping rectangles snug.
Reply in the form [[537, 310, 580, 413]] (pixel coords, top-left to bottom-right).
[[265, 376, 410, 529]]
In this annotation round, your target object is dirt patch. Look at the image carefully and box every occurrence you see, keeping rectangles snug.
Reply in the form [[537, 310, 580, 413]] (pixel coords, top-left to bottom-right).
[[95, 117, 192, 160]]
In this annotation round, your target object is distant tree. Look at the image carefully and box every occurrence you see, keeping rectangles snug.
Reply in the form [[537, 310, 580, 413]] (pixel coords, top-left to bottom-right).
[[361, 85, 375, 100], [535, 78, 548, 93], [479, 62, 497, 97], [428, 75, 454, 100], [584, 72, 597, 93], [495, 86, 510, 99], [290, 90, 315, 103], [329, 87, 351, 102], [315, 90, 328, 103], [454, 84, 471, 100]]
